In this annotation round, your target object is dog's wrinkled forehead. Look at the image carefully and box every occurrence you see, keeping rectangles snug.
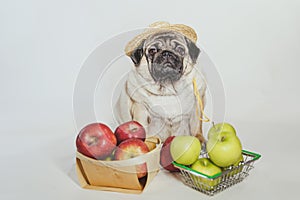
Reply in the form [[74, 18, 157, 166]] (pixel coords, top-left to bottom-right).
[[144, 31, 186, 49]]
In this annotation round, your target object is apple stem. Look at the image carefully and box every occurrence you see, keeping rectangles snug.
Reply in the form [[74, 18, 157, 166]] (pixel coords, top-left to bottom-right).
[[212, 121, 216, 129], [220, 136, 226, 142]]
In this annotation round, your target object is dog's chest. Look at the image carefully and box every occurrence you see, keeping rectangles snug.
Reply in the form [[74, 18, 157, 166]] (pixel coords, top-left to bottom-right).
[[143, 87, 195, 120]]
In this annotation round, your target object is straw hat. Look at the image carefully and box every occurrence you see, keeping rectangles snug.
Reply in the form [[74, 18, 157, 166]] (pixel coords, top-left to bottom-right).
[[125, 21, 198, 56]]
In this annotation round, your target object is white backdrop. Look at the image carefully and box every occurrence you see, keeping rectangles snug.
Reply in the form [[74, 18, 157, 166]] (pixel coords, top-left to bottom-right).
[[1, 0, 300, 199]]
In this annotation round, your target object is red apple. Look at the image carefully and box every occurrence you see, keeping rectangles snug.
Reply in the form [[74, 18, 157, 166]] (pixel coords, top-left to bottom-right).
[[114, 121, 146, 144], [114, 138, 149, 178], [76, 123, 117, 159], [160, 136, 180, 172]]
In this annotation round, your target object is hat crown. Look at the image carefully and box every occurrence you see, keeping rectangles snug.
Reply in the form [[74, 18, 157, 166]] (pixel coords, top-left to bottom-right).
[[149, 21, 170, 28]]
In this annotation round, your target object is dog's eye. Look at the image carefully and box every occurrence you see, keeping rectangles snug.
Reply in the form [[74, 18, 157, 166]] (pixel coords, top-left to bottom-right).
[[176, 46, 185, 56], [148, 47, 157, 55]]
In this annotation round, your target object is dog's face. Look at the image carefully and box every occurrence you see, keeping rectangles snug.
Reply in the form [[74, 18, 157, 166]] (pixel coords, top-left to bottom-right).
[[130, 31, 200, 84]]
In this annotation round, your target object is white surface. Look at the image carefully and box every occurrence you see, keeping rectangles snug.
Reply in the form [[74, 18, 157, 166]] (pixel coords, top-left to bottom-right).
[[1, 0, 300, 199]]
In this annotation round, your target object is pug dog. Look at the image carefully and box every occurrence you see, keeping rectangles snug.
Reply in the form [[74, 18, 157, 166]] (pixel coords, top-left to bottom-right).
[[114, 29, 206, 142]]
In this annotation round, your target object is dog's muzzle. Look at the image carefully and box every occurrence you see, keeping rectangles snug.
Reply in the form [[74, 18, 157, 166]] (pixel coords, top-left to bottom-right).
[[151, 50, 183, 83]]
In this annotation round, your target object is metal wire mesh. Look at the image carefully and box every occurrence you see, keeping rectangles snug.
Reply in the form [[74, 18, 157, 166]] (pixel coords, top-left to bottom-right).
[[174, 151, 259, 196]]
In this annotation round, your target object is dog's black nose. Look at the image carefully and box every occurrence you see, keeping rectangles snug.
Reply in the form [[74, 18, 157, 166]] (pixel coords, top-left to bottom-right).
[[162, 51, 170, 58], [162, 51, 175, 59]]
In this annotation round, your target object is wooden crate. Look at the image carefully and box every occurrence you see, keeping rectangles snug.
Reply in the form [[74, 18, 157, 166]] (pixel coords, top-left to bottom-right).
[[76, 137, 161, 194]]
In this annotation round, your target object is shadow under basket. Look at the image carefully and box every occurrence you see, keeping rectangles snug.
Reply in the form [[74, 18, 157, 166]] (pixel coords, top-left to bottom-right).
[[75, 137, 162, 194]]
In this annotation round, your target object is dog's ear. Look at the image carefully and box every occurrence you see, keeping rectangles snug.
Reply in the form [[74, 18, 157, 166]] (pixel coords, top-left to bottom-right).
[[185, 37, 200, 64], [130, 40, 145, 66]]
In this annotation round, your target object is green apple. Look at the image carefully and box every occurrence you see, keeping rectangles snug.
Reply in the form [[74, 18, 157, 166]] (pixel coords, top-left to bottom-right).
[[170, 136, 201, 165], [208, 122, 236, 139], [190, 158, 222, 190], [207, 131, 242, 167], [223, 154, 244, 176]]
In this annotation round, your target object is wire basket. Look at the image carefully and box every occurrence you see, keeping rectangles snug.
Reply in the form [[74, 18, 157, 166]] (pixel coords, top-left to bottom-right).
[[173, 150, 261, 196]]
